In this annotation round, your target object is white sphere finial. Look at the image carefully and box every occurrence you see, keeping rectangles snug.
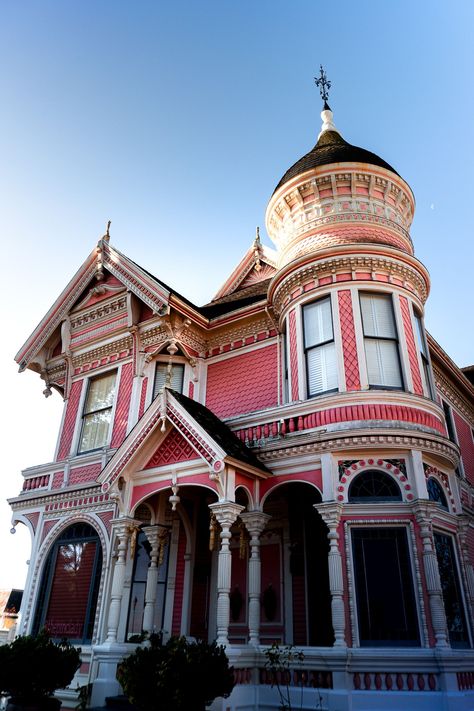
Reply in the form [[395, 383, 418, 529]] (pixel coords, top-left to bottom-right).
[[318, 107, 339, 140]]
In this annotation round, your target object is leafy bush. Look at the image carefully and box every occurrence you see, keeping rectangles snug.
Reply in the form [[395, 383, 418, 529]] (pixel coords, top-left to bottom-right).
[[117, 635, 235, 710], [0, 630, 81, 703]]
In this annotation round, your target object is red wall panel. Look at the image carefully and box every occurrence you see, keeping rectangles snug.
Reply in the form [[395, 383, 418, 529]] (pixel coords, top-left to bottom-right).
[[57, 380, 83, 460], [453, 410, 474, 484], [206, 345, 278, 418]]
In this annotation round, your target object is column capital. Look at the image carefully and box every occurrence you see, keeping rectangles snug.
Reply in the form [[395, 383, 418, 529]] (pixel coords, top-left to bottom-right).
[[314, 501, 344, 526], [240, 511, 271, 535], [209, 502, 245, 528], [412, 500, 439, 526], [111, 516, 142, 536]]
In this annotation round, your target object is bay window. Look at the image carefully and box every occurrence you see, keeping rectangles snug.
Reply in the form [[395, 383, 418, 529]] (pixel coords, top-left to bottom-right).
[[303, 296, 338, 396], [78, 371, 117, 453], [360, 293, 403, 389]]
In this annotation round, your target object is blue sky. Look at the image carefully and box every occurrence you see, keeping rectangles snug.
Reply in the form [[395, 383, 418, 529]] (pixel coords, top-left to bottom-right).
[[0, 0, 473, 588]]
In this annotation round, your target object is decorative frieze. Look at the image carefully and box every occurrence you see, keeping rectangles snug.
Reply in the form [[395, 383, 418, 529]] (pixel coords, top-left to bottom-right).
[[70, 294, 128, 331], [71, 335, 133, 369], [270, 254, 428, 315]]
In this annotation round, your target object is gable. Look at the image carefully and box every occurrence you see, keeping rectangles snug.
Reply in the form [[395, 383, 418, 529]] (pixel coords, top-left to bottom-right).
[[15, 240, 170, 372], [144, 428, 199, 469], [212, 235, 277, 301]]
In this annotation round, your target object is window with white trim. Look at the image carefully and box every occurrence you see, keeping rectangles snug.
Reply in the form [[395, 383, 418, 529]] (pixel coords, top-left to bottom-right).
[[152, 361, 185, 399], [414, 310, 434, 398], [78, 371, 117, 453], [360, 293, 403, 389], [303, 296, 338, 397]]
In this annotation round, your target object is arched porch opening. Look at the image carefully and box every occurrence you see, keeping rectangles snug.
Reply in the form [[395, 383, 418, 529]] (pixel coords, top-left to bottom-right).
[[262, 482, 332, 647], [127, 485, 218, 642]]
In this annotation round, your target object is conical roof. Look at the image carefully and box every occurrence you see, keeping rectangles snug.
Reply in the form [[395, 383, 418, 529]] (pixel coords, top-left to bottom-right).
[[273, 107, 399, 193]]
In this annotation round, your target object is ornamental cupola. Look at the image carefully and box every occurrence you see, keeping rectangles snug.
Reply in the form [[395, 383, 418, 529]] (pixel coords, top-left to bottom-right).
[[265, 88, 416, 271]]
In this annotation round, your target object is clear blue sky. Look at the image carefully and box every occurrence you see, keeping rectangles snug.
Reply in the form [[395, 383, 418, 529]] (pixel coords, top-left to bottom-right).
[[0, 0, 473, 588]]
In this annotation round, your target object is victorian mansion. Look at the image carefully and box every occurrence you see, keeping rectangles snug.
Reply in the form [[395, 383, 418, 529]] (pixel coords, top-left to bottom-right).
[[9, 99, 474, 710]]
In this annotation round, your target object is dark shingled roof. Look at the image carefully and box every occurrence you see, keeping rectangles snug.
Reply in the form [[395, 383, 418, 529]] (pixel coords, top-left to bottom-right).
[[274, 130, 399, 193], [200, 279, 271, 319], [170, 390, 270, 473]]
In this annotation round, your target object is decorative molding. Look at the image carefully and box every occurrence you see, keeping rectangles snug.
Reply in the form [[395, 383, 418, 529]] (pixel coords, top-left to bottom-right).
[[70, 294, 128, 331], [432, 364, 474, 423], [336, 458, 412, 503], [71, 336, 133, 369], [271, 254, 428, 315], [205, 316, 275, 355], [258, 432, 459, 467]]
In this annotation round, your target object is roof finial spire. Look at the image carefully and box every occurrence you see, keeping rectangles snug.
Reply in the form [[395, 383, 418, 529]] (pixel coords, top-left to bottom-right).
[[314, 65, 331, 110], [314, 66, 341, 141], [103, 220, 111, 243]]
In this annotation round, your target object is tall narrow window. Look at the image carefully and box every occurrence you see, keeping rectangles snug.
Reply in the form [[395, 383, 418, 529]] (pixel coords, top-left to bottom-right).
[[78, 371, 117, 453], [352, 528, 419, 646], [153, 362, 184, 399], [32, 523, 102, 643], [434, 533, 469, 648], [414, 310, 433, 397], [303, 297, 338, 396], [360, 293, 403, 389]]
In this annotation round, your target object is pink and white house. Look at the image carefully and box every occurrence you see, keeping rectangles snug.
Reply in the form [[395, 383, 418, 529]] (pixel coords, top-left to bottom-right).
[[9, 100, 474, 710]]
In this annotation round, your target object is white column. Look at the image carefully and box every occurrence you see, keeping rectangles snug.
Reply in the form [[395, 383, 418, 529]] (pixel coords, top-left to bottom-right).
[[240, 511, 271, 646], [209, 502, 244, 647], [142, 525, 168, 634], [414, 503, 449, 647], [314, 502, 346, 647], [106, 518, 137, 643]]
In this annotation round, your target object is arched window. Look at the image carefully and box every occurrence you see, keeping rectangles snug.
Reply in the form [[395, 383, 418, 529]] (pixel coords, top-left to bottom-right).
[[348, 470, 402, 503], [427, 478, 448, 510], [33, 523, 102, 643]]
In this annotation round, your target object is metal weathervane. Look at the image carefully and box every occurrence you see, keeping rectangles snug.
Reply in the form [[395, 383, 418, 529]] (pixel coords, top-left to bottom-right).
[[314, 65, 331, 105]]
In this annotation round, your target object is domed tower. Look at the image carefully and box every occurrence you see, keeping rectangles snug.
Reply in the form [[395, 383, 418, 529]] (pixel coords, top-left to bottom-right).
[[261, 75, 465, 652], [266, 84, 439, 421]]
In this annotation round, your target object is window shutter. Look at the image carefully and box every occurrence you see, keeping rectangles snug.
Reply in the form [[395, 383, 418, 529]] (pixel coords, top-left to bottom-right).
[[365, 339, 402, 387], [360, 293, 396, 338], [153, 363, 185, 399], [304, 297, 333, 347], [307, 342, 337, 395]]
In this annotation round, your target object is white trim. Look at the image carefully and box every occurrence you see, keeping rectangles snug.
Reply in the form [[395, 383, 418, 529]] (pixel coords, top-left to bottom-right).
[[332, 289, 345, 393]]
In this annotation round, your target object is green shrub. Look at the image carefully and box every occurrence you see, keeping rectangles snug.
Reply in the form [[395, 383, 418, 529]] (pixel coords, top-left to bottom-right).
[[0, 630, 81, 703], [117, 635, 235, 710]]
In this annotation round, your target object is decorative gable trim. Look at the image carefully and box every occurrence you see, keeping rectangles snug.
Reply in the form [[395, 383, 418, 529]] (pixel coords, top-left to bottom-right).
[[213, 240, 277, 301], [98, 389, 226, 494], [15, 240, 171, 372]]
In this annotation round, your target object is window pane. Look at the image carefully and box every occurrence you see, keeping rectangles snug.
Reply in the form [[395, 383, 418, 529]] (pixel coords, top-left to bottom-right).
[[307, 342, 337, 395], [304, 298, 333, 347], [414, 312, 428, 358], [84, 372, 116, 414], [434, 533, 469, 647], [44, 541, 98, 639], [352, 528, 419, 646], [80, 409, 113, 451], [365, 339, 402, 387], [360, 294, 397, 338], [153, 363, 185, 399]]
